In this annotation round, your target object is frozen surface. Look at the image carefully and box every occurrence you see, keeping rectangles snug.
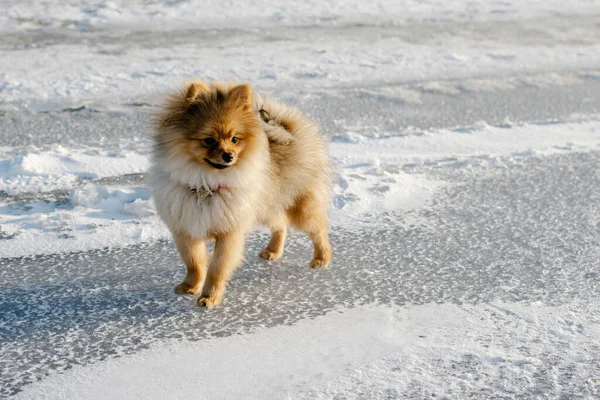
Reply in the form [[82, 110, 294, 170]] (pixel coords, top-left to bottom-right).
[[1, 0, 600, 398], [2, 151, 600, 398], [1, 120, 599, 258], [4, 0, 600, 34], [2, 6, 600, 110], [13, 303, 600, 399]]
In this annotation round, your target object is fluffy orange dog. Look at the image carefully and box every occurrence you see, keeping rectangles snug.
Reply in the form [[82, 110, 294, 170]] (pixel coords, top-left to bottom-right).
[[149, 82, 332, 308]]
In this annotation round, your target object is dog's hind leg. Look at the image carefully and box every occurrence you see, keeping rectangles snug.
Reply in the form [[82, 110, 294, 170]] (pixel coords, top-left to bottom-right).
[[259, 216, 288, 260], [288, 194, 332, 269], [172, 231, 207, 295]]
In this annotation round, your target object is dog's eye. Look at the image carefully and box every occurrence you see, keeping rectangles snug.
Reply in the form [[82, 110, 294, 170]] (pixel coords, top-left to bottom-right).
[[203, 138, 217, 146], [231, 137, 239, 144]]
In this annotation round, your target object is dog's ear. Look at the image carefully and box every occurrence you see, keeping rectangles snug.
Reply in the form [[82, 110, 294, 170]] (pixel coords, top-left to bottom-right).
[[156, 81, 210, 128], [183, 81, 210, 109], [228, 83, 253, 110]]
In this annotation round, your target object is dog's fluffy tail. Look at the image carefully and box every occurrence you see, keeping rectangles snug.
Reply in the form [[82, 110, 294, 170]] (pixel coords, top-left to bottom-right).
[[253, 93, 297, 144]]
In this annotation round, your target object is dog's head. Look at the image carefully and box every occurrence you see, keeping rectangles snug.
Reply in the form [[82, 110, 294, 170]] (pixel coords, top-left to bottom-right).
[[155, 82, 263, 172]]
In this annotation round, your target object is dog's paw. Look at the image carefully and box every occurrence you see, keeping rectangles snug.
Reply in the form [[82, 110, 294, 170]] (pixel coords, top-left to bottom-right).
[[259, 248, 283, 260], [197, 295, 220, 309], [174, 282, 202, 295], [310, 257, 330, 269]]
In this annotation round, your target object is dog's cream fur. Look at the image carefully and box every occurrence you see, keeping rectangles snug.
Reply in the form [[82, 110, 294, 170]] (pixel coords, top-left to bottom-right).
[[148, 81, 332, 308]]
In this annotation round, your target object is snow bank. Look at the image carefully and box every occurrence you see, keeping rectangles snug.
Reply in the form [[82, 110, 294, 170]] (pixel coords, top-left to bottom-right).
[[0, 145, 150, 193], [0, 184, 165, 258]]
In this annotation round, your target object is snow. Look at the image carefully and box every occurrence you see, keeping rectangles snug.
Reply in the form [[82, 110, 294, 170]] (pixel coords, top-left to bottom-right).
[[0, 183, 164, 258], [3, 2, 600, 111], [0, 145, 150, 193], [14, 302, 600, 399], [2, 0, 600, 397], [2, 121, 599, 258], [3, 0, 599, 34], [4, 37, 600, 112]]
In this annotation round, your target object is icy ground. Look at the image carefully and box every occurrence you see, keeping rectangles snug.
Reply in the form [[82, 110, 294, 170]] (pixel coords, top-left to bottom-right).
[[1, 1, 600, 398]]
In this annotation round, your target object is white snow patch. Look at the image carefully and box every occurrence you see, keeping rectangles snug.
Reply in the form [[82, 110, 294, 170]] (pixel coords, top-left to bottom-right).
[[0, 145, 150, 193], [2, 1, 600, 110], [330, 120, 600, 223], [14, 301, 600, 399], [5, 40, 600, 110], [3, 0, 598, 34], [123, 198, 155, 218], [0, 184, 166, 258], [1, 120, 600, 257], [69, 183, 110, 207], [332, 120, 600, 165]]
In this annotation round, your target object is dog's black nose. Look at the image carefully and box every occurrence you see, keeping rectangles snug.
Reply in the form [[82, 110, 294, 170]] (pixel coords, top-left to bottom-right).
[[222, 152, 234, 163]]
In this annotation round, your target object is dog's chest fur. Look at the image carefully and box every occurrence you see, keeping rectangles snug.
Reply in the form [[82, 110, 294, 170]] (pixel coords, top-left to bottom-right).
[[149, 154, 267, 238]]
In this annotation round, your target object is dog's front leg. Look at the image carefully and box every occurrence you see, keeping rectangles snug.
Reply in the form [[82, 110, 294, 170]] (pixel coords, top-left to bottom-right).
[[172, 231, 207, 295], [198, 230, 245, 309]]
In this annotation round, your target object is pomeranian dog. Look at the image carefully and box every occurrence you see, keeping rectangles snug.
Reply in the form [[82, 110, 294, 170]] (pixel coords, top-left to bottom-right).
[[149, 81, 332, 308]]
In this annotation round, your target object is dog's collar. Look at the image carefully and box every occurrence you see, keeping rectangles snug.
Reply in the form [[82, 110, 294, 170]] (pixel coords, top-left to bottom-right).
[[189, 184, 223, 197]]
